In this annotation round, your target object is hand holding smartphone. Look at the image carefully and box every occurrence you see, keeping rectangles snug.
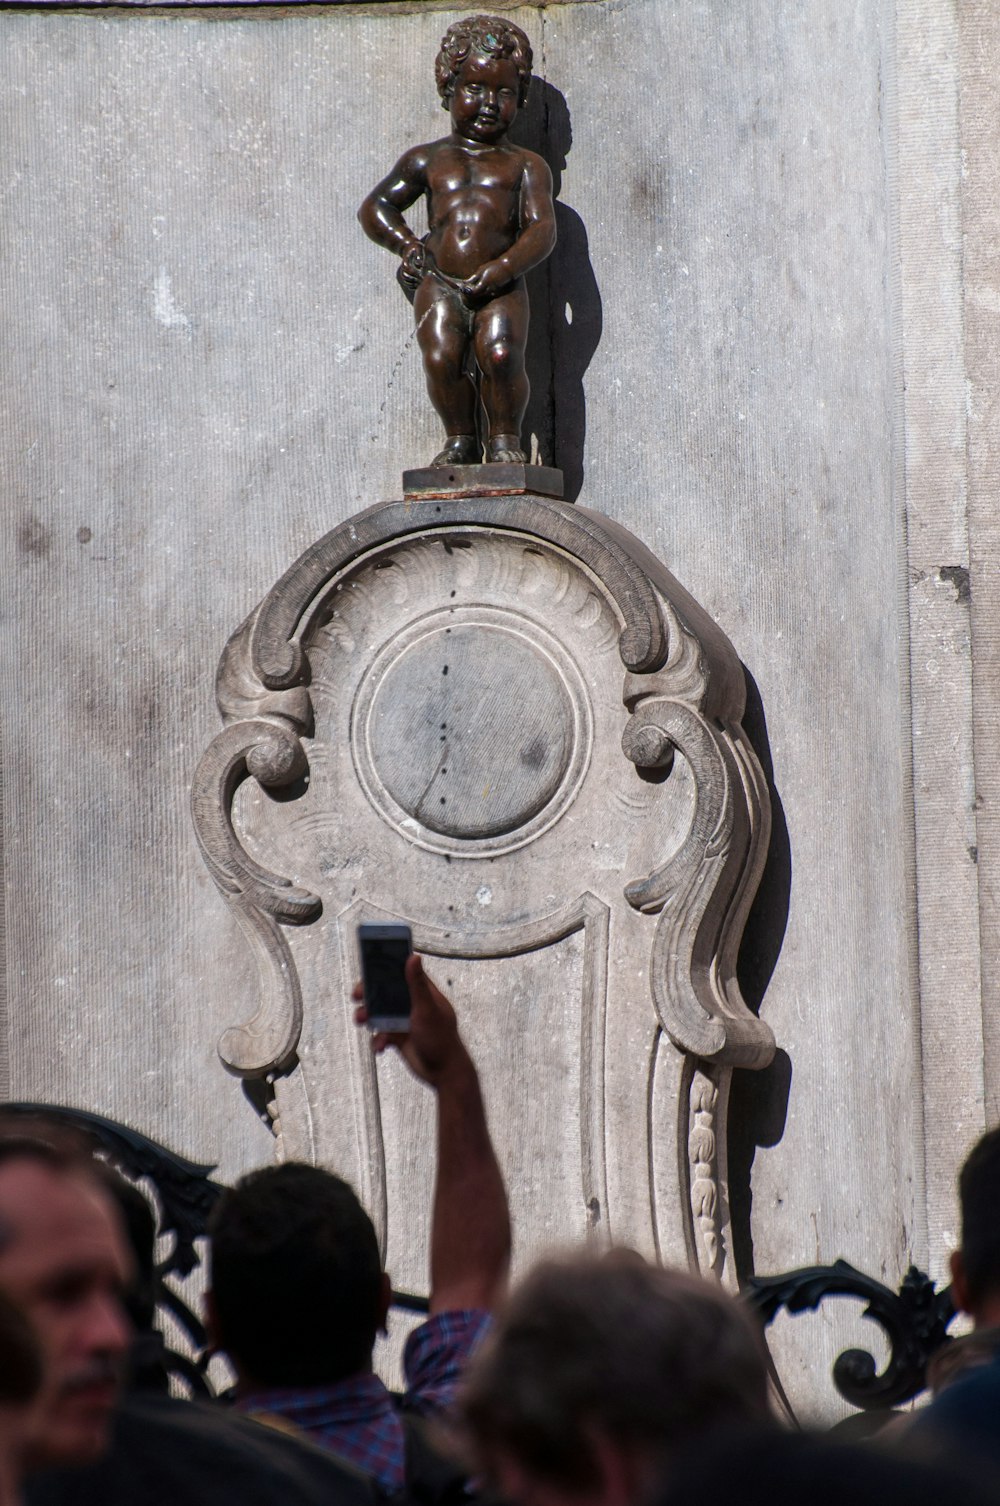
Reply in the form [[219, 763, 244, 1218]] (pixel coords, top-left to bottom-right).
[[358, 923, 413, 1033]]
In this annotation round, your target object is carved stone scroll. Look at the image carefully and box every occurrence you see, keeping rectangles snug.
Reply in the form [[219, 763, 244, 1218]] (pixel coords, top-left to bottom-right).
[[192, 495, 775, 1286]]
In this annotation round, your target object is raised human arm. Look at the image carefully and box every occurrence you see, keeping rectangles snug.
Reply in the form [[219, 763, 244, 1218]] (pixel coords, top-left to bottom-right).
[[462, 151, 556, 296], [354, 955, 511, 1314], [357, 148, 429, 269]]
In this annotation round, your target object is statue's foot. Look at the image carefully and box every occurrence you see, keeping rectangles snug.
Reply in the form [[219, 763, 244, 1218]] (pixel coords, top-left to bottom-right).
[[487, 435, 528, 464], [430, 436, 480, 467]]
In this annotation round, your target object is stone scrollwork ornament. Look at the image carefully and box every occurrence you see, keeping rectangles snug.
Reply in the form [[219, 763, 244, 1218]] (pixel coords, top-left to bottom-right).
[[192, 493, 775, 1287]]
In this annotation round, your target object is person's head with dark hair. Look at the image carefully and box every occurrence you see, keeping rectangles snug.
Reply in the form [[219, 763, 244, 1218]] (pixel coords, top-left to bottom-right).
[[951, 1125, 1000, 1325], [453, 1251, 771, 1506], [207, 1163, 388, 1390], [0, 1116, 131, 1469]]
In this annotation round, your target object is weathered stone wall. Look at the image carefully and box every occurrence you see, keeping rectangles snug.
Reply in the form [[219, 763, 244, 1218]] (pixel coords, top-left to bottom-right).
[[0, 0, 993, 1418]]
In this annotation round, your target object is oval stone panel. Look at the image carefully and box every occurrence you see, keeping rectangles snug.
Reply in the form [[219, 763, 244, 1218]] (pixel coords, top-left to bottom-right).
[[366, 622, 572, 838]]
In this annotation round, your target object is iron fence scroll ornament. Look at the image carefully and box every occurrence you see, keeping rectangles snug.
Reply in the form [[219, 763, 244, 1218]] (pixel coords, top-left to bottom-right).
[[3, 1103, 429, 1397], [746, 1257, 957, 1410]]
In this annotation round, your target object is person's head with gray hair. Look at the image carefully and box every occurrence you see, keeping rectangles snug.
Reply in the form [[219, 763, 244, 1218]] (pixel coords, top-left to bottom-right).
[[453, 1251, 771, 1506]]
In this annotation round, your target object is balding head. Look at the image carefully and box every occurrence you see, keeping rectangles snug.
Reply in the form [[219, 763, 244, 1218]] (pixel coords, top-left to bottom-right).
[[0, 1133, 131, 1468]]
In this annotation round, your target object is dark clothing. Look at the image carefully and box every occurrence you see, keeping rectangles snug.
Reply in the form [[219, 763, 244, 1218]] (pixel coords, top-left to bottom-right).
[[659, 1425, 999, 1506], [907, 1349, 1000, 1474], [237, 1309, 489, 1492], [26, 1388, 379, 1506]]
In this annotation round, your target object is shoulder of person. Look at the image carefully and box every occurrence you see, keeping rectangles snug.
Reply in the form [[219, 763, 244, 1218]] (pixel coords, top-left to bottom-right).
[[26, 1391, 379, 1506], [384, 1408, 476, 1506]]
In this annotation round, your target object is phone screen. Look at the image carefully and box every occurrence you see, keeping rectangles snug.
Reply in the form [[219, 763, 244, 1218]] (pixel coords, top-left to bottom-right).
[[359, 924, 413, 1031]]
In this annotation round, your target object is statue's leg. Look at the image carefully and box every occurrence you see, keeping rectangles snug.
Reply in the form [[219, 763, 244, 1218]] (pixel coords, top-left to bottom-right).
[[473, 282, 530, 463], [413, 277, 480, 465]]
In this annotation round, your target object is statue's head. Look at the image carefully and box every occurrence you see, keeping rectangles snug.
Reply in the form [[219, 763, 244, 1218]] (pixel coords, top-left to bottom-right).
[[435, 14, 534, 113]]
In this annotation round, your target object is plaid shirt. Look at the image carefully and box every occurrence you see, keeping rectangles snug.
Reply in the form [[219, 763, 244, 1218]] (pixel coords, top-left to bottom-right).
[[236, 1309, 489, 1493]]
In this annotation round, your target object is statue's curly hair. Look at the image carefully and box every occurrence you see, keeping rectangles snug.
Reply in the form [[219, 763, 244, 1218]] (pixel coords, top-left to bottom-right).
[[435, 14, 533, 110]]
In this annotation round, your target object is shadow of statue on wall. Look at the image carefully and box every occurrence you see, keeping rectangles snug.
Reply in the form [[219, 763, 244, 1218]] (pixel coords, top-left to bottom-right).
[[729, 666, 793, 1282], [511, 79, 602, 503]]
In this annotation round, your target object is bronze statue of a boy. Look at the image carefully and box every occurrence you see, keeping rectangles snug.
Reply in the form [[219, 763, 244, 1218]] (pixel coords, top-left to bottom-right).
[[358, 15, 556, 468]]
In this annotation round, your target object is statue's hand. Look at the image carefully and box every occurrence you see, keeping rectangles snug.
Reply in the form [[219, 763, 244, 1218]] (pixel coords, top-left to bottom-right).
[[399, 240, 427, 289], [462, 259, 513, 298]]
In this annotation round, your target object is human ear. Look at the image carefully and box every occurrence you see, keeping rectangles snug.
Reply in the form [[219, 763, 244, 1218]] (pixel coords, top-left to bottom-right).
[[377, 1271, 392, 1335], [949, 1249, 972, 1315], [203, 1289, 222, 1354]]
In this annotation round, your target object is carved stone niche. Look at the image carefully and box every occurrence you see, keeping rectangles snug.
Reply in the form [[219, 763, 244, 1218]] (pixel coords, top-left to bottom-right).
[[191, 496, 775, 1296]]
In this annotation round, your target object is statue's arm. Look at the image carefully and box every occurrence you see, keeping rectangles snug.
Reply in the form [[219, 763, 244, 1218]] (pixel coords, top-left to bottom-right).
[[462, 152, 556, 298], [357, 148, 429, 261], [503, 151, 557, 280]]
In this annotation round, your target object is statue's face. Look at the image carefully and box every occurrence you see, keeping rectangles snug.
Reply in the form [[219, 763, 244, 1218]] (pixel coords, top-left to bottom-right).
[[449, 53, 520, 143]]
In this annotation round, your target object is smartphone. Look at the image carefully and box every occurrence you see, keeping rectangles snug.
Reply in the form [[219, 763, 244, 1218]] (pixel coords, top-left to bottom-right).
[[358, 923, 413, 1033]]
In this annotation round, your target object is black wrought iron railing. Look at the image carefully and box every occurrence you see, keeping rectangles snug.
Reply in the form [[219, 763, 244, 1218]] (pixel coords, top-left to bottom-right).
[[745, 1258, 957, 1411], [0, 1104, 956, 1411], [1, 1103, 429, 1396]]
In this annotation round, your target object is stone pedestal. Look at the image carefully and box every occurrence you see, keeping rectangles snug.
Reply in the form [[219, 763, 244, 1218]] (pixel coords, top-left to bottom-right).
[[401, 463, 564, 501], [192, 494, 773, 1295]]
